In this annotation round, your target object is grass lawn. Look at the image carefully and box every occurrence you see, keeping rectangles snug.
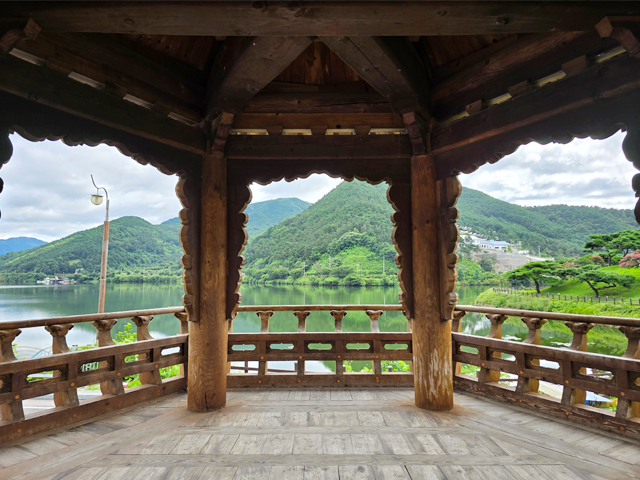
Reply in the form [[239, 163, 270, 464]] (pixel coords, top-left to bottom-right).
[[544, 266, 640, 299]]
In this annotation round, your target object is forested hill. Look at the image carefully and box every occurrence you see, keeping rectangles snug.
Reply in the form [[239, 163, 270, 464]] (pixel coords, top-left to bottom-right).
[[457, 188, 637, 257], [0, 216, 182, 276], [243, 181, 397, 279], [161, 197, 311, 237], [244, 198, 311, 238]]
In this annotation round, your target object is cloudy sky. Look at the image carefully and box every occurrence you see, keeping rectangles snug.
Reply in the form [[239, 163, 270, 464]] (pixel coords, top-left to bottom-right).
[[0, 131, 635, 242]]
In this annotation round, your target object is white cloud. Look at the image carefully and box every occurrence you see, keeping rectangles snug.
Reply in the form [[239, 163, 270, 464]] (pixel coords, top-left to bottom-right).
[[461, 131, 637, 209], [0, 135, 182, 241], [1, 130, 636, 242], [250, 174, 342, 204]]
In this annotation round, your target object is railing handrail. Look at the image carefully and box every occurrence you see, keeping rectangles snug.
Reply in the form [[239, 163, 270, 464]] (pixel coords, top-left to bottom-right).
[[0, 306, 186, 330], [456, 304, 640, 327], [236, 304, 404, 312]]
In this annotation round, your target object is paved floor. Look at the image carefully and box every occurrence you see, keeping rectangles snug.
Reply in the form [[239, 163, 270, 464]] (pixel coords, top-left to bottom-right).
[[0, 389, 639, 479]]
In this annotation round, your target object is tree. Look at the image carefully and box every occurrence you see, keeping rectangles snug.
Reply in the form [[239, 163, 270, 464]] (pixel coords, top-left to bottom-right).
[[584, 230, 640, 266], [558, 264, 635, 297], [479, 257, 494, 272], [619, 250, 640, 269], [505, 261, 559, 294]]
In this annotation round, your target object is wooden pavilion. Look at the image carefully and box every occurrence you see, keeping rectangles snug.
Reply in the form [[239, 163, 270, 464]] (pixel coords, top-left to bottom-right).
[[2, 3, 640, 477]]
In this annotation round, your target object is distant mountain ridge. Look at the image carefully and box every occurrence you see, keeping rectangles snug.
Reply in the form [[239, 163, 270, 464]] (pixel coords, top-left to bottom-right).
[[457, 188, 637, 257], [0, 237, 47, 256], [161, 197, 311, 238]]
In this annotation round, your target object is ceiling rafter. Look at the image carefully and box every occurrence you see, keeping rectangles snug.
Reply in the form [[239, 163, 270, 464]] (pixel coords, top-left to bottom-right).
[[319, 36, 430, 115], [206, 36, 313, 120]]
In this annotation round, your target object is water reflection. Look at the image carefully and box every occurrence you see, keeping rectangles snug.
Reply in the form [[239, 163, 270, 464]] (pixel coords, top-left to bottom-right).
[[0, 284, 628, 357]]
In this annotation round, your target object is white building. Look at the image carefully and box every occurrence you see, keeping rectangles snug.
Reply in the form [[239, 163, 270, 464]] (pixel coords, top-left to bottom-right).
[[478, 239, 509, 252]]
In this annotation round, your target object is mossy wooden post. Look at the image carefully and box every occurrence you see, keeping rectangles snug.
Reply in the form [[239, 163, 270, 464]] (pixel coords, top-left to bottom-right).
[[410, 152, 453, 411], [188, 151, 228, 412]]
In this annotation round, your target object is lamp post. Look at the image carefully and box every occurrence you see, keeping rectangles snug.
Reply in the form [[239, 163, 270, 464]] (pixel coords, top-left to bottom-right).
[[90, 175, 109, 314]]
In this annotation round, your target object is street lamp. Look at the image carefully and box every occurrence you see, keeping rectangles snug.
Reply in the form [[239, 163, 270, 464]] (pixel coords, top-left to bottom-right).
[[90, 175, 110, 313]]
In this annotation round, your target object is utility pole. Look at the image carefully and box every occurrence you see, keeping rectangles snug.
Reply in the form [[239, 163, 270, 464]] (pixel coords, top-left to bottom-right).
[[383, 255, 385, 275]]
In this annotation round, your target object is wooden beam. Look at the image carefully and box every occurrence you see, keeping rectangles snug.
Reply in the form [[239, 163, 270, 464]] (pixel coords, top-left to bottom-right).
[[431, 56, 640, 179], [5, 2, 640, 36], [234, 113, 404, 131], [432, 31, 616, 119], [228, 157, 411, 186], [13, 33, 204, 122], [596, 16, 640, 59], [320, 36, 429, 114], [0, 91, 201, 177], [244, 91, 393, 114], [0, 54, 206, 155], [225, 134, 412, 161], [206, 36, 313, 118]]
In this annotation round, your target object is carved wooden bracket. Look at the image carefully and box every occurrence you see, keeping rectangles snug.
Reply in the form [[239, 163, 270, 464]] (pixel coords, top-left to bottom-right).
[[521, 317, 547, 344], [0, 19, 40, 54], [596, 17, 640, 59], [565, 321, 595, 350], [131, 315, 154, 341], [486, 314, 508, 339], [0, 329, 21, 363]]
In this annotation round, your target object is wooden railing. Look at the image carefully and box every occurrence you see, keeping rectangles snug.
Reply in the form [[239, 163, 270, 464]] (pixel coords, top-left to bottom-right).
[[453, 305, 640, 440], [228, 304, 413, 388], [0, 307, 188, 444]]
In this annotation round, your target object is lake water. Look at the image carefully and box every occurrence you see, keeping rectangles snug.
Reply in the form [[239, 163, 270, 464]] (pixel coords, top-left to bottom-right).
[[0, 283, 627, 358]]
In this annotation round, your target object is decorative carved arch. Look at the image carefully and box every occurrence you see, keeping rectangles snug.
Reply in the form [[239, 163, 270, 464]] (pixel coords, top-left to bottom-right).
[[226, 157, 415, 320]]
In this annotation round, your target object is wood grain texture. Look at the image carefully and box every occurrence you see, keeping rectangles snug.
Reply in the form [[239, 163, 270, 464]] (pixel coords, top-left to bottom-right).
[[411, 154, 453, 411], [0, 54, 206, 155], [6, 2, 640, 36]]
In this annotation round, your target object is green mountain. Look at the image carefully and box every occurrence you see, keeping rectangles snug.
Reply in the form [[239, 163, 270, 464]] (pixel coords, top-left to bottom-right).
[[161, 197, 310, 237], [0, 216, 182, 280], [457, 188, 637, 257], [245, 197, 311, 238], [243, 181, 398, 284], [0, 237, 47, 256]]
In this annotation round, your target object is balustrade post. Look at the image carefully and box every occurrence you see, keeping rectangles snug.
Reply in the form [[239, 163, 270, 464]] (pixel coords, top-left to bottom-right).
[[256, 311, 273, 333], [131, 315, 162, 385], [452, 310, 466, 375], [293, 311, 310, 333], [174, 312, 189, 378], [561, 322, 594, 406], [0, 329, 24, 422], [330, 310, 347, 332], [478, 314, 507, 384], [617, 326, 640, 419], [366, 310, 383, 333], [515, 318, 547, 394], [92, 319, 124, 395], [45, 324, 79, 407]]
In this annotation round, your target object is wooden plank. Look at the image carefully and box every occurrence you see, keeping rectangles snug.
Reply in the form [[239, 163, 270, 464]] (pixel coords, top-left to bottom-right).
[[243, 91, 393, 114], [292, 434, 324, 455], [225, 135, 412, 161], [6, 3, 640, 36], [0, 55, 206, 155], [207, 36, 313, 118], [319, 37, 429, 114], [304, 466, 340, 480], [432, 31, 612, 118], [233, 113, 404, 130], [432, 56, 640, 179]]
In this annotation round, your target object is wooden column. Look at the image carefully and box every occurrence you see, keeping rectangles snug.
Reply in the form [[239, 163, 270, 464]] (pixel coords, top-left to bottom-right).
[[188, 151, 228, 412], [411, 153, 453, 411]]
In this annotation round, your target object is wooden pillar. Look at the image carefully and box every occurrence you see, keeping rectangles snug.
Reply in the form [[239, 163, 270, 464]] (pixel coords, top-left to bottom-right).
[[411, 153, 453, 411], [188, 152, 228, 412]]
